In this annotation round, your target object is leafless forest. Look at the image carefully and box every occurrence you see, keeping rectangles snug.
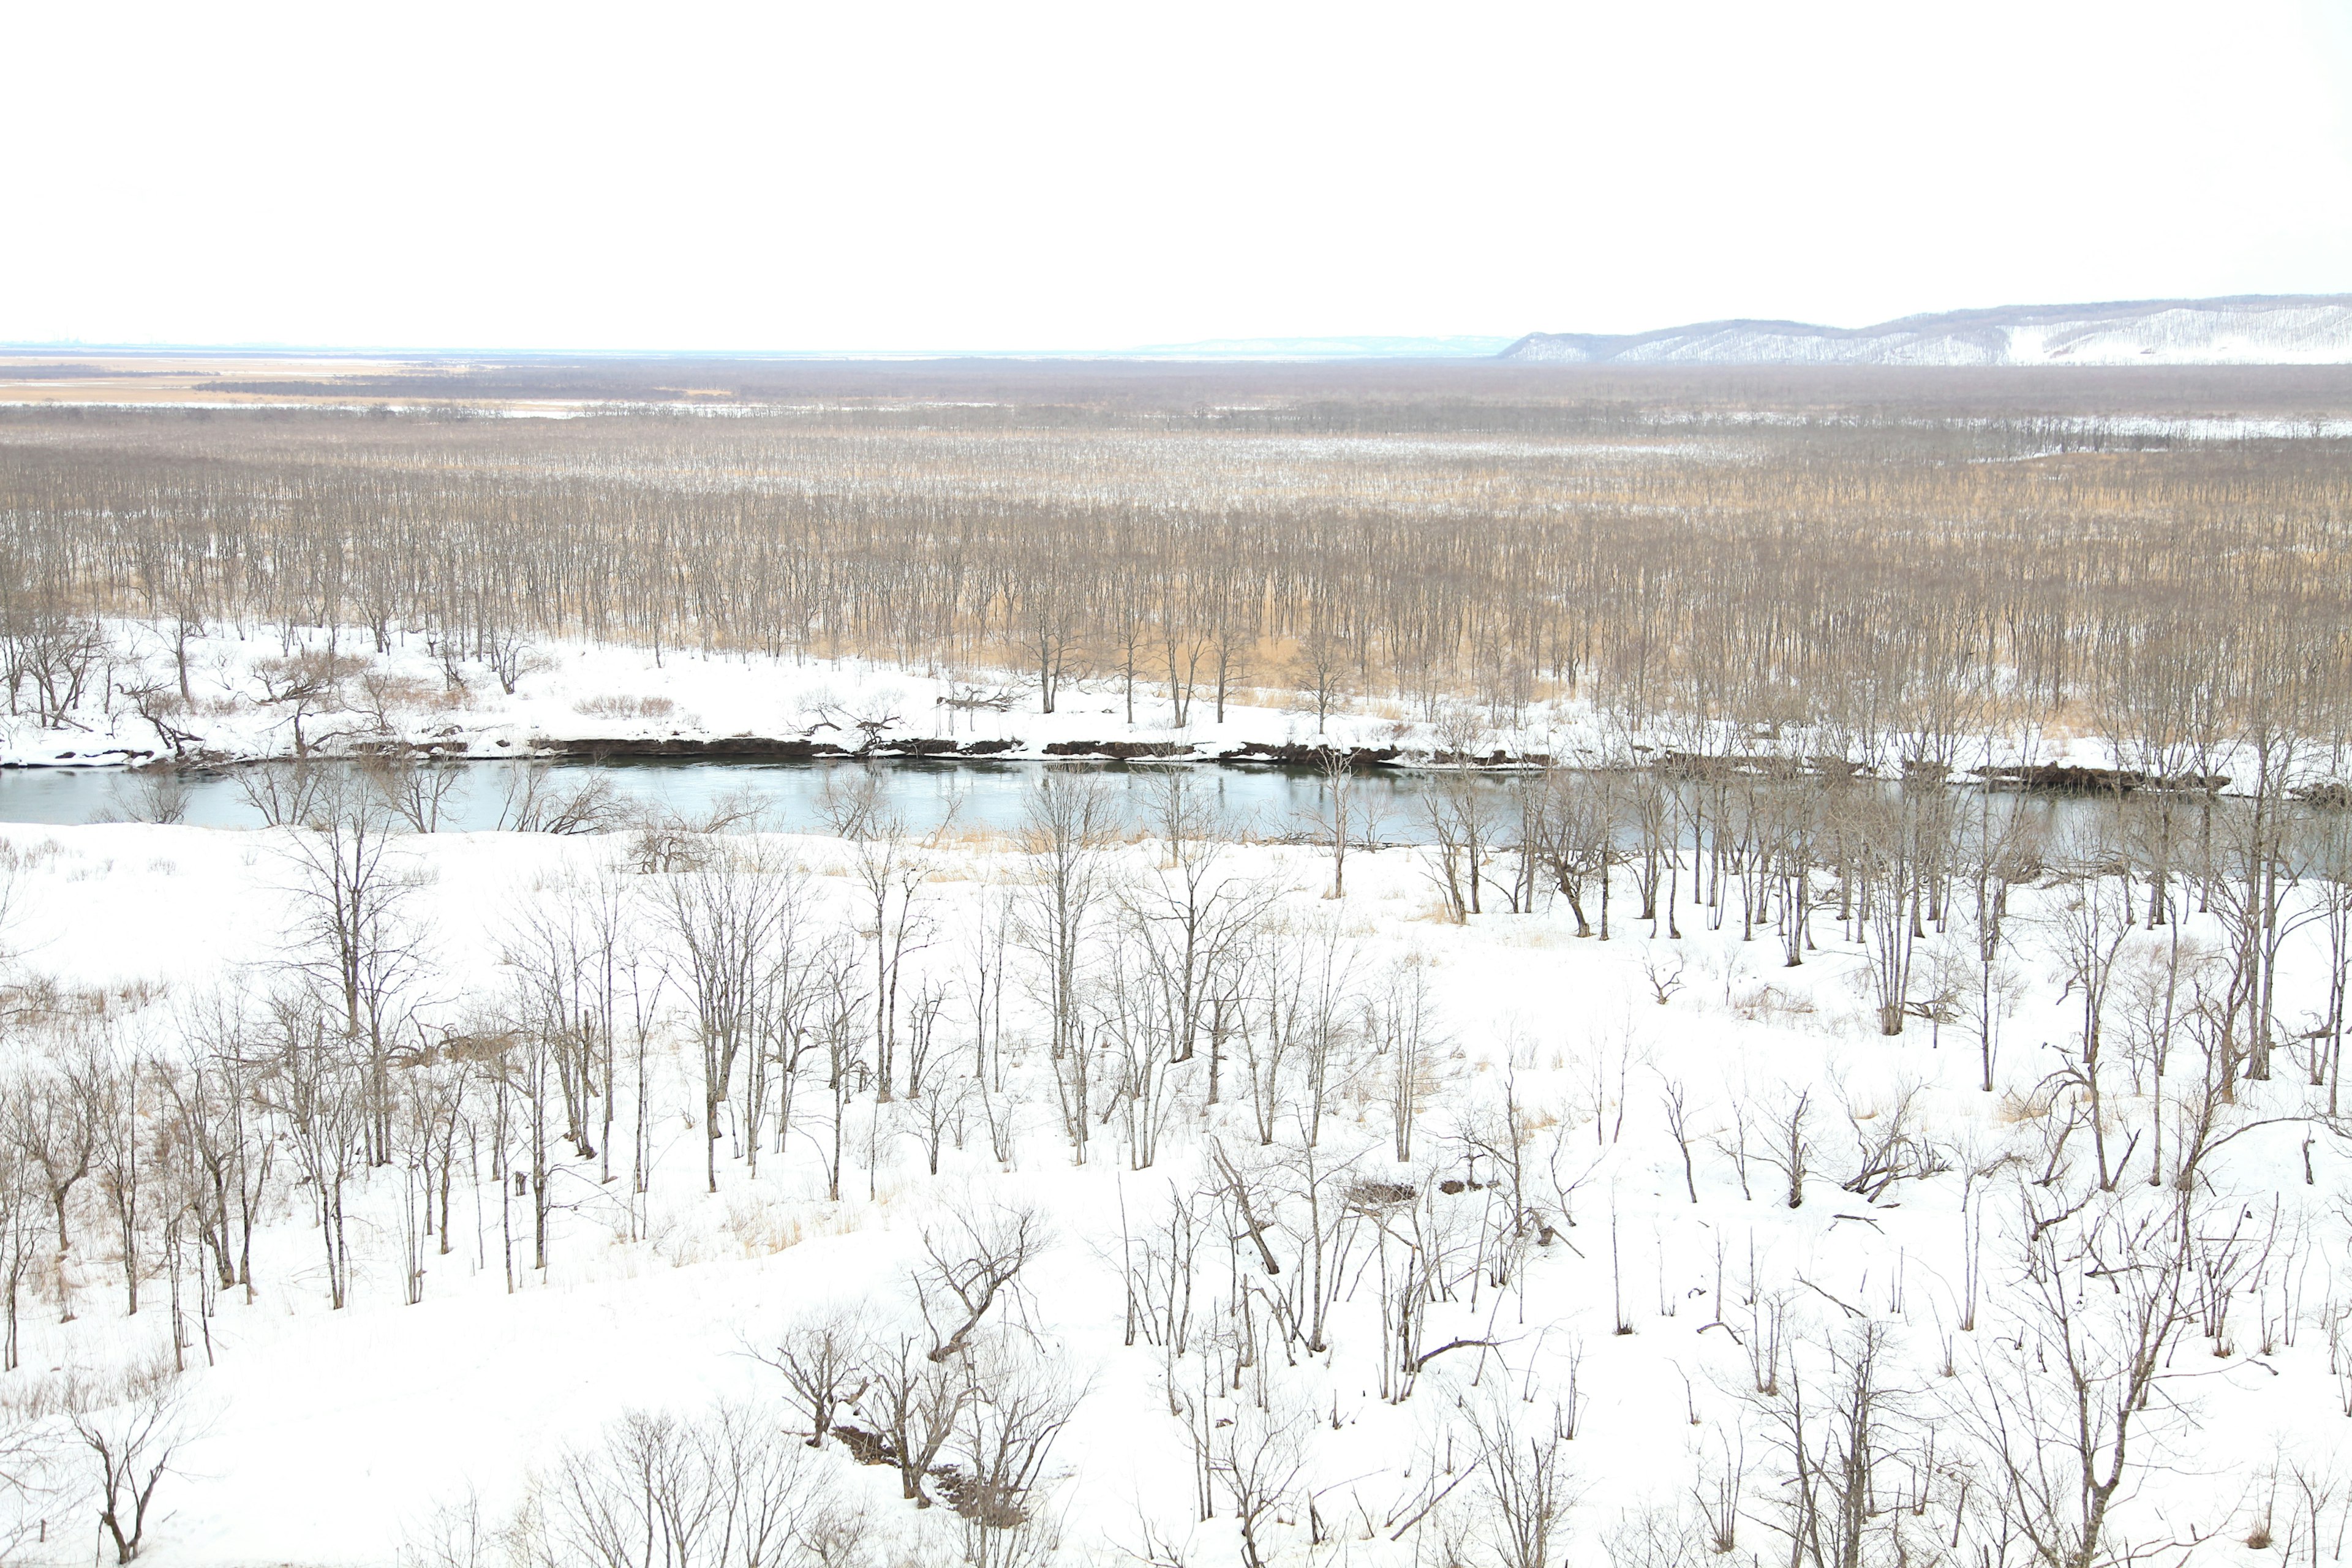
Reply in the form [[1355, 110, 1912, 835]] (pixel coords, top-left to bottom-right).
[[0, 366, 2348, 1567], [6, 363, 2352, 742]]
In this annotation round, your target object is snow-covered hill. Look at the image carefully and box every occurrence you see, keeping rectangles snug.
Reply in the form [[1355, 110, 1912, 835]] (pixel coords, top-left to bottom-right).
[[1500, 293, 2352, 366]]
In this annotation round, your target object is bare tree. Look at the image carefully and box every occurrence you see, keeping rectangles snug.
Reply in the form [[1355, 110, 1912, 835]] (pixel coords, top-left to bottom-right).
[[1961, 1190, 2201, 1568], [1370, 962, 1441, 1163], [918, 1200, 1048, 1365], [1530, 763, 1618, 939], [1468, 1397, 1575, 1568], [1836, 1079, 1951, 1202], [255, 991, 369, 1308], [4, 1046, 105, 1325], [1121, 769, 1272, 1070], [855, 1333, 972, 1506], [363, 752, 466, 834], [762, 1310, 873, 1450], [825, 777, 942, 1103], [1291, 627, 1355, 735], [276, 771, 430, 1163], [252, 647, 360, 756], [88, 1038, 149, 1317], [1751, 1319, 1948, 1568], [1311, 747, 1358, 899], [543, 1401, 853, 1568], [1207, 1391, 1310, 1568], [232, 760, 327, 829], [165, 992, 277, 1303], [950, 1342, 1085, 1562], [64, 1357, 203, 1565], [0, 1132, 38, 1374], [655, 846, 803, 1192], [1753, 1085, 1814, 1210], [1014, 773, 1116, 1067]]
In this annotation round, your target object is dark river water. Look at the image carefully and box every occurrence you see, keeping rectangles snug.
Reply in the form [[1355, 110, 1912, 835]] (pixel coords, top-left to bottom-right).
[[0, 757, 2121, 846], [0, 758, 1472, 840]]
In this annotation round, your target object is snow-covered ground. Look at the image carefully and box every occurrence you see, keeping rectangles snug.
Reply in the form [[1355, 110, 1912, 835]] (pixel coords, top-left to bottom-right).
[[0, 777, 2340, 1566], [1502, 294, 2352, 367], [0, 619, 1426, 771], [0, 619, 2160, 783]]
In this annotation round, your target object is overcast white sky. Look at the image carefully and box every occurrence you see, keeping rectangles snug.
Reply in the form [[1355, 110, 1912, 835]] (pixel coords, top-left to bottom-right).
[[7, 1, 2350, 353]]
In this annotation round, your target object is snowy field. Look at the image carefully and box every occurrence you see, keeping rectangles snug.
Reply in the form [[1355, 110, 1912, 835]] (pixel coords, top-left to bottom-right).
[[0, 744, 2337, 1567]]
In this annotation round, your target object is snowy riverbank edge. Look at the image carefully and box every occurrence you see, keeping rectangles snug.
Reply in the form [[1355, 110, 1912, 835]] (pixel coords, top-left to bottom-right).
[[0, 619, 2323, 797]]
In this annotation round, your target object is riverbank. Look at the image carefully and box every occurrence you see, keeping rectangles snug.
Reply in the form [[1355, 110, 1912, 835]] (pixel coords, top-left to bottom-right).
[[3, 617, 2328, 798]]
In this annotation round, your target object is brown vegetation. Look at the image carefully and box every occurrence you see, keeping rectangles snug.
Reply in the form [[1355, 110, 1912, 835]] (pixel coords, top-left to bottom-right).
[[4, 363, 2351, 749]]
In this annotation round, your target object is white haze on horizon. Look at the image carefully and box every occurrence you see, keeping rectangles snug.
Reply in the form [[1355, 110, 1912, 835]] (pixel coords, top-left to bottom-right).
[[6, 0, 2351, 355]]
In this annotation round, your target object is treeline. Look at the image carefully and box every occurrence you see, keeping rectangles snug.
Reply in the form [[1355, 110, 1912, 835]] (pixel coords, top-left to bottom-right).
[[102, 356, 2352, 421], [3, 382, 2351, 752]]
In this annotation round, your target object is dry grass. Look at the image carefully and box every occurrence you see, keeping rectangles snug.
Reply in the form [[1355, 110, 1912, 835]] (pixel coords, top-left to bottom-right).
[[0, 353, 489, 409], [575, 693, 678, 720], [928, 826, 1021, 853], [1996, 1087, 2060, 1125], [362, 671, 465, 714], [722, 1193, 870, 1257], [1730, 983, 1817, 1026]]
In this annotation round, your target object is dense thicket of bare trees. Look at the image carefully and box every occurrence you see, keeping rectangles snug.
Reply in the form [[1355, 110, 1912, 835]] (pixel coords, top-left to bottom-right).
[[0, 753, 2335, 1563], [4, 377, 2350, 763], [1, 372, 2351, 1565]]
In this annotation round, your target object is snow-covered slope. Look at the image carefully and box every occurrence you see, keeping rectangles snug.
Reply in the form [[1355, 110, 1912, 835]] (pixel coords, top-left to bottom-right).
[[1501, 293, 2352, 366]]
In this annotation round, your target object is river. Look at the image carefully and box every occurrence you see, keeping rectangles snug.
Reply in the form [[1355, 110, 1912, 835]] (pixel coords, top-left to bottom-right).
[[0, 757, 2132, 848], [0, 758, 1470, 840]]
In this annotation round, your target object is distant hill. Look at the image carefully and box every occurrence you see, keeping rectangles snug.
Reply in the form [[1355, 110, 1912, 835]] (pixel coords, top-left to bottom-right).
[[1499, 295, 2352, 366]]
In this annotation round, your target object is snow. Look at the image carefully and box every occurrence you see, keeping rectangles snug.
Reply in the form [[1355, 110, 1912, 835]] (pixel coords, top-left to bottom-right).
[[1504, 294, 2352, 368], [0, 783, 2339, 1564], [0, 622, 1412, 773], [0, 627, 2345, 1566], [0, 619, 2162, 785]]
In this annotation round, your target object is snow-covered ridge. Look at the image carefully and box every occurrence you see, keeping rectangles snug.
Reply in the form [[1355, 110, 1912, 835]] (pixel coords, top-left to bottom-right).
[[1501, 293, 2352, 367]]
